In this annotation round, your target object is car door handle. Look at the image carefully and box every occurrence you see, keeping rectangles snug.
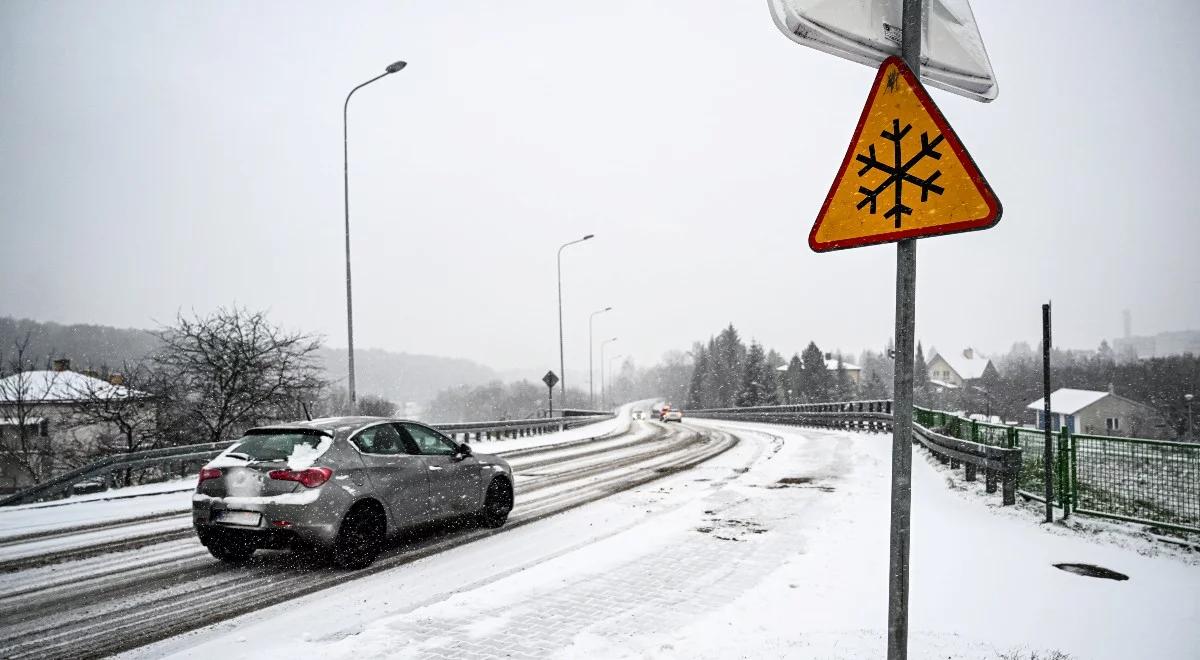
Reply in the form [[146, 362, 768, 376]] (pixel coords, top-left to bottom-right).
[[428, 465, 444, 471]]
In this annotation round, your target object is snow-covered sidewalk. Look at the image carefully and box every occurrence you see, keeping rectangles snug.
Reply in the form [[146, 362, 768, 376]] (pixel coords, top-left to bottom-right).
[[132, 421, 1199, 660]]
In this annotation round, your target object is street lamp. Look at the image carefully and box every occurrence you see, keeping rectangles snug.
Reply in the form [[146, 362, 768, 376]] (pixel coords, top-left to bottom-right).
[[600, 337, 618, 410], [589, 306, 613, 408], [557, 234, 595, 407], [606, 354, 624, 407], [343, 59, 407, 415], [1186, 393, 1195, 442]]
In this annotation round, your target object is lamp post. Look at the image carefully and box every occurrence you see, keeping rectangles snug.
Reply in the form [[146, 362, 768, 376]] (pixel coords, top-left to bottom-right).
[[343, 59, 407, 415], [606, 354, 624, 407], [600, 337, 618, 410], [1186, 393, 1195, 442], [557, 234, 595, 407], [589, 306, 612, 408]]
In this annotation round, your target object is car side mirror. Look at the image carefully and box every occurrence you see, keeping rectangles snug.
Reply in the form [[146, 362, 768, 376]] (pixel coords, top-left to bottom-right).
[[455, 443, 473, 459]]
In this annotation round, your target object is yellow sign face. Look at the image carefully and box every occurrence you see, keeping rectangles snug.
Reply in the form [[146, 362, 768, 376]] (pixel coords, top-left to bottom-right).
[[809, 56, 1001, 252]]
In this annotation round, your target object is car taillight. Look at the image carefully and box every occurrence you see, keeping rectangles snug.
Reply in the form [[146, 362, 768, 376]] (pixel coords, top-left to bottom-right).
[[198, 467, 222, 484], [268, 467, 333, 488]]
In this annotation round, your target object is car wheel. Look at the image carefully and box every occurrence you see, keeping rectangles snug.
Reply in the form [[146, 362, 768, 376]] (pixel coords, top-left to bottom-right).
[[205, 534, 255, 563], [478, 478, 513, 529], [332, 503, 385, 569]]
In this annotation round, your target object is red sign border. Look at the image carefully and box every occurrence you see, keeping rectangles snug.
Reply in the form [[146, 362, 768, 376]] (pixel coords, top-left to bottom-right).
[[809, 56, 1002, 253]]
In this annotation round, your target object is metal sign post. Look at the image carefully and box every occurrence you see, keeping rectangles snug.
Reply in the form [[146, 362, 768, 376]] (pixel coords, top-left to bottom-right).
[[784, 1, 1001, 656], [886, 4, 921, 658], [1042, 303, 1054, 522], [543, 370, 559, 417]]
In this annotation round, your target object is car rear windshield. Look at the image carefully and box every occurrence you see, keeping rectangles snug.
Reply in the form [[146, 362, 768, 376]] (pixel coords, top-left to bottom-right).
[[230, 431, 329, 462]]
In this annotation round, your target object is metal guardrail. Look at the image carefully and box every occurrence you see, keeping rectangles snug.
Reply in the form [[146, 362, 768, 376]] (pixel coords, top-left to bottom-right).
[[912, 424, 1021, 505], [436, 414, 612, 443], [687, 399, 1020, 506], [0, 413, 614, 507]]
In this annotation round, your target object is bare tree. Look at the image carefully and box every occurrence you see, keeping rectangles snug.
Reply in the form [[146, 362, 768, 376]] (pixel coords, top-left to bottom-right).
[[66, 363, 162, 486], [0, 334, 58, 485], [357, 394, 397, 417], [153, 308, 326, 443]]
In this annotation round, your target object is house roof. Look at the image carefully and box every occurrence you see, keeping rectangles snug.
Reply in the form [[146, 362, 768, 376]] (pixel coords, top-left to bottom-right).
[[929, 350, 992, 380], [1025, 388, 1110, 415], [0, 370, 148, 404], [775, 360, 862, 372]]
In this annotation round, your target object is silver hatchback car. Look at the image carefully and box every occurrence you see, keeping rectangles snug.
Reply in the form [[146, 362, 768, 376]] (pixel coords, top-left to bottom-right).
[[192, 417, 514, 568]]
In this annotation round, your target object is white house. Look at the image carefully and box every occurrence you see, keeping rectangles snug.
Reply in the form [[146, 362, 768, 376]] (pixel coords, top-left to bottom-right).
[[1025, 387, 1162, 437], [926, 348, 997, 389], [0, 359, 150, 493]]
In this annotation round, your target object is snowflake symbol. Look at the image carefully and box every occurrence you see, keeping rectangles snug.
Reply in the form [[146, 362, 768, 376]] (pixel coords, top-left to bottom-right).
[[855, 119, 946, 228]]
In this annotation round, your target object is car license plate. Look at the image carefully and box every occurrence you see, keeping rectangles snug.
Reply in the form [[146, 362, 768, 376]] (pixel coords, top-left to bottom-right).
[[214, 510, 262, 527]]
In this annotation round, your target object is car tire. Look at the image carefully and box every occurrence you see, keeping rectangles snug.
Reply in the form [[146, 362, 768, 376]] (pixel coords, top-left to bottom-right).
[[478, 478, 513, 529], [332, 503, 385, 569], [205, 534, 256, 563]]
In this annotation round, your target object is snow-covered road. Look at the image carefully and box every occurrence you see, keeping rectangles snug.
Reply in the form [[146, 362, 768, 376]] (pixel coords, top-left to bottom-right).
[[1, 416, 735, 657], [131, 420, 1200, 660]]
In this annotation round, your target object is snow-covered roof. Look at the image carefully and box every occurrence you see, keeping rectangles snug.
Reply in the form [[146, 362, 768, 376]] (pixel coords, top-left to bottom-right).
[[0, 370, 148, 404], [775, 361, 862, 372], [1025, 388, 1110, 415], [928, 349, 991, 380], [0, 417, 46, 426], [929, 379, 959, 390]]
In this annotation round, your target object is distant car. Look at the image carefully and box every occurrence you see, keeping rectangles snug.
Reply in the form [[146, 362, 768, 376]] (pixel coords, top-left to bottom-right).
[[192, 417, 514, 569], [632, 410, 645, 420], [662, 409, 683, 422]]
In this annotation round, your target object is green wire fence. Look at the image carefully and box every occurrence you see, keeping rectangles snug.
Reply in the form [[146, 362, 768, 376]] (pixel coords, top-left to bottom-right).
[[915, 406, 1200, 534]]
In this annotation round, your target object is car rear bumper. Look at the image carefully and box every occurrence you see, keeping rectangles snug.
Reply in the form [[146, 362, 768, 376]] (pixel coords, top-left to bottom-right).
[[192, 494, 340, 548]]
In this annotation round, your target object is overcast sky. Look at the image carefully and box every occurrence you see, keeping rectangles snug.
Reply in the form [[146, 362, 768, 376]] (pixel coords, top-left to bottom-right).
[[2, 1, 1198, 375]]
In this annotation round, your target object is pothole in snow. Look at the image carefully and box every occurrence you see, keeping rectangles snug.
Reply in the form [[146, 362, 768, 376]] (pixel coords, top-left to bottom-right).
[[764, 477, 835, 492], [778, 477, 815, 485], [1053, 563, 1129, 581], [696, 518, 767, 540]]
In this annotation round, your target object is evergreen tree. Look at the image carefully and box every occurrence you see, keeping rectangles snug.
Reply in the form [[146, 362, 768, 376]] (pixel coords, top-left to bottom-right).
[[713, 325, 746, 407], [784, 353, 803, 404], [833, 353, 854, 400], [737, 341, 777, 407], [686, 344, 708, 409], [914, 342, 929, 387], [800, 341, 833, 402]]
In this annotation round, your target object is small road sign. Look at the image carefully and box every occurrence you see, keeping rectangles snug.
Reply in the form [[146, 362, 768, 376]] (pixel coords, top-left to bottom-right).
[[767, 0, 999, 102], [542, 370, 559, 390], [809, 56, 1001, 252]]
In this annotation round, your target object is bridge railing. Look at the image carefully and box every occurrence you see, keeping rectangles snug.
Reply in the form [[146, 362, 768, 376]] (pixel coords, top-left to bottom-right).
[[0, 413, 614, 507], [692, 400, 1198, 532], [687, 399, 1021, 506]]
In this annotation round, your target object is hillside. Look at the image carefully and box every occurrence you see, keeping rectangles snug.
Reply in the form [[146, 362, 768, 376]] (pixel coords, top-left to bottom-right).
[[0, 317, 498, 404]]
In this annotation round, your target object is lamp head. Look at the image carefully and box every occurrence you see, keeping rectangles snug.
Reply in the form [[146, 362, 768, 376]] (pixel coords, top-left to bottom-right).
[[385, 61, 408, 74]]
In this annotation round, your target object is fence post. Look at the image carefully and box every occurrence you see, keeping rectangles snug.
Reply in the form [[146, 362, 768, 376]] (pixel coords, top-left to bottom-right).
[[1065, 429, 1075, 518], [1002, 460, 1016, 505]]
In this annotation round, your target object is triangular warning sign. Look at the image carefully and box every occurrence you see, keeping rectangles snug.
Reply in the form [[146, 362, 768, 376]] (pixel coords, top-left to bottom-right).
[[809, 56, 1001, 252]]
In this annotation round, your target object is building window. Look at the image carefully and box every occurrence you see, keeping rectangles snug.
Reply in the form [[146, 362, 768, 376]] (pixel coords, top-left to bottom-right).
[[1106, 417, 1120, 432]]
